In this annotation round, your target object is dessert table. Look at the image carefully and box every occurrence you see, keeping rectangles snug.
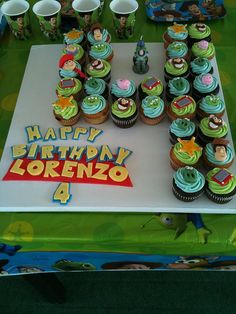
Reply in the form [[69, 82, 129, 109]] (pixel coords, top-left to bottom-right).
[[0, 0, 236, 276]]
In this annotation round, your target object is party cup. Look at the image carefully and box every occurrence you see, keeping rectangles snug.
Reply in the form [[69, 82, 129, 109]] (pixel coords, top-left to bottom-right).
[[109, 0, 139, 39], [1, 0, 31, 39], [33, 0, 61, 40], [72, 0, 100, 32]]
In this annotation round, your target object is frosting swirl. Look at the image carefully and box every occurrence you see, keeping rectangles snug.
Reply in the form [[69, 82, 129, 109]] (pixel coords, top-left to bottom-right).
[[64, 29, 84, 45], [200, 117, 228, 138], [84, 78, 106, 95], [141, 96, 164, 118], [167, 41, 188, 59], [199, 95, 225, 114], [167, 24, 188, 40], [205, 143, 234, 165], [87, 29, 110, 45], [111, 80, 136, 98], [141, 77, 163, 96], [174, 167, 205, 193], [165, 59, 188, 76], [170, 118, 196, 137], [190, 57, 212, 75], [188, 23, 211, 39], [206, 168, 236, 194], [192, 41, 215, 59], [86, 60, 111, 78], [56, 78, 82, 97], [193, 74, 218, 93], [53, 97, 78, 120], [171, 96, 196, 115], [112, 99, 137, 118], [89, 42, 113, 60], [168, 77, 190, 96], [62, 44, 84, 61], [81, 95, 106, 115], [173, 142, 202, 165]]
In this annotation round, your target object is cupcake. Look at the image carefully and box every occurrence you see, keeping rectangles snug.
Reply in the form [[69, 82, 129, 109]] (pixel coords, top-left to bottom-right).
[[111, 79, 137, 102], [197, 95, 225, 120], [191, 40, 215, 60], [164, 58, 189, 82], [172, 166, 205, 202], [58, 54, 87, 81], [188, 23, 211, 47], [81, 95, 109, 124], [111, 98, 138, 128], [205, 168, 236, 204], [190, 57, 213, 80], [86, 59, 111, 83], [166, 41, 190, 61], [87, 23, 111, 46], [203, 139, 234, 170], [56, 78, 83, 102], [84, 77, 109, 99], [62, 44, 85, 66], [139, 76, 164, 100], [64, 28, 87, 49], [193, 74, 219, 101], [167, 95, 196, 121], [140, 96, 165, 125], [163, 23, 188, 48], [198, 115, 228, 145], [52, 95, 80, 126], [166, 77, 191, 102], [169, 137, 203, 170], [169, 118, 197, 145], [89, 42, 114, 62]]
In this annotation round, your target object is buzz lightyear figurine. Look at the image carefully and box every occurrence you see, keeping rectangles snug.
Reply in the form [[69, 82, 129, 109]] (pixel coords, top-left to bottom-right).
[[133, 36, 149, 74]]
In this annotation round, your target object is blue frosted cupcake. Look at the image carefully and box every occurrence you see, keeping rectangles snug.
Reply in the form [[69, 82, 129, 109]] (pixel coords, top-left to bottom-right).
[[87, 23, 111, 46], [166, 77, 191, 102], [111, 79, 137, 102], [84, 77, 109, 99], [169, 118, 197, 144], [81, 94, 109, 124], [166, 41, 190, 61], [172, 166, 205, 202], [190, 57, 213, 80], [203, 140, 234, 170], [64, 28, 87, 49], [89, 42, 113, 62], [140, 96, 165, 125], [197, 95, 225, 120], [163, 23, 188, 48], [193, 74, 219, 101]]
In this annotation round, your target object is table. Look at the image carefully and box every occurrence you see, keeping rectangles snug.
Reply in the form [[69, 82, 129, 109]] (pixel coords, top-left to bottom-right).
[[1, 0, 236, 275]]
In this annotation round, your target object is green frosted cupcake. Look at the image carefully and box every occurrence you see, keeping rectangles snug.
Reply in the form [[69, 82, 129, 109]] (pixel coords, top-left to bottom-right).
[[191, 40, 215, 60], [188, 23, 211, 47], [52, 95, 80, 126], [139, 76, 164, 100], [86, 59, 111, 83], [111, 98, 138, 128], [167, 95, 196, 121], [198, 115, 228, 145], [164, 58, 189, 82], [56, 78, 83, 102], [205, 168, 236, 203]]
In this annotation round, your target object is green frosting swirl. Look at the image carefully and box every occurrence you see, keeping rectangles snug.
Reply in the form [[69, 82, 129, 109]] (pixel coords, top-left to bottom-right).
[[200, 117, 228, 138], [141, 77, 163, 96], [171, 96, 196, 116], [192, 42, 215, 59], [53, 98, 78, 120], [112, 99, 136, 118], [188, 24, 211, 39], [165, 59, 188, 76], [62, 44, 84, 61], [173, 142, 202, 165], [206, 168, 236, 194], [56, 78, 82, 97], [86, 60, 111, 78]]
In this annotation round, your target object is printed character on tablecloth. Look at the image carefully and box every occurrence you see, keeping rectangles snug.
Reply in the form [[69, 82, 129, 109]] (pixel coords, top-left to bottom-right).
[[179, 1, 206, 21], [133, 36, 149, 74]]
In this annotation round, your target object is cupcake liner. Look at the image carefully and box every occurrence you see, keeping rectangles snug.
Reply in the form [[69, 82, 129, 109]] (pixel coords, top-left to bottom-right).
[[111, 110, 138, 129], [205, 186, 236, 204], [140, 110, 165, 125], [54, 110, 81, 126], [172, 180, 205, 202], [83, 103, 109, 125]]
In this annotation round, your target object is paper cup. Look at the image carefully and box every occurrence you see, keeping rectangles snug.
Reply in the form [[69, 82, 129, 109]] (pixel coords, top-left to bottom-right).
[[109, 0, 139, 39], [72, 0, 100, 32], [1, 0, 31, 39], [33, 0, 61, 40]]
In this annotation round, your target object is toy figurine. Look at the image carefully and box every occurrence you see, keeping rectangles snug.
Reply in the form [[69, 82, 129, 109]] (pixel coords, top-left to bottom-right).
[[133, 36, 149, 74], [141, 213, 211, 244]]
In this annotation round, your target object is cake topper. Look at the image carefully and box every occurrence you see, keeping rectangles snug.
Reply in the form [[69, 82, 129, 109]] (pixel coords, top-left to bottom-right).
[[177, 137, 202, 156], [171, 58, 184, 69], [89, 59, 104, 71], [132, 35, 149, 74], [59, 54, 87, 79], [117, 98, 131, 111], [212, 138, 229, 162], [208, 115, 224, 130], [91, 23, 103, 41]]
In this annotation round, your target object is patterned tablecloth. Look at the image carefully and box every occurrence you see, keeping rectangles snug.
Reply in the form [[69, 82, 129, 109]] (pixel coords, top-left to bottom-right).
[[0, 0, 236, 275]]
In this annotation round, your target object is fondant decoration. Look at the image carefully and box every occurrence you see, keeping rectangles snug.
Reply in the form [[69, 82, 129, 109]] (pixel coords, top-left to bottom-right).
[[86, 145, 99, 162], [9, 159, 25, 176], [133, 36, 149, 74], [25, 125, 42, 143], [27, 160, 44, 176], [99, 145, 114, 162], [115, 147, 133, 166], [59, 126, 73, 140], [170, 23, 187, 34], [52, 259, 96, 271], [117, 79, 131, 90], [59, 54, 87, 79], [202, 73, 213, 85], [141, 213, 211, 244], [198, 40, 209, 49], [72, 127, 88, 140], [171, 58, 184, 69], [208, 115, 224, 130], [43, 128, 57, 141], [89, 59, 104, 71], [211, 168, 233, 186], [44, 161, 60, 178], [212, 138, 229, 162], [64, 29, 84, 41], [53, 182, 71, 205], [177, 137, 202, 156], [57, 146, 71, 160], [53, 96, 74, 110], [41, 145, 55, 160], [27, 143, 39, 159], [69, 146, 85, 161], [0, 243, 22, 256], [11, 145, 28, 159], [87, 127, 103, 143], [117, 98, 132, 111]]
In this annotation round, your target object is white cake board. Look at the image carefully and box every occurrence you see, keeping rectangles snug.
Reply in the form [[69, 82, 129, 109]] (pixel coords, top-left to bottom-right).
[[0, 43, 235, 213]]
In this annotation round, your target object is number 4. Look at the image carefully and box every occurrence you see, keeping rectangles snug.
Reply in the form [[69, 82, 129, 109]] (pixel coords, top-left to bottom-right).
[[53, 182, 72, 205]]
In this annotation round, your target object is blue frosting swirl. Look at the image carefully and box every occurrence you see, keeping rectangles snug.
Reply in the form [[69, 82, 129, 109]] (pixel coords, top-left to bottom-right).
[[111, 80, 136, 98], [190, 57, 212, 75], [167, 41, 188, 58], [205, 143, 234, 165], [87, 29, 110, 45], [193, 74, 218, 93], [89, 42, 113, 60], [199, 95, 225, 114], [84, 78, 106, 95], [174, 167, 205, 193], [59, 61, 82, 78], [81, 94, 106, 114], [141, 96, 164, 118], [168, 77, 190, 96], [170, 118, 196, 137], [64, 31, 84, 45], [167, 25, 188, 40]]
